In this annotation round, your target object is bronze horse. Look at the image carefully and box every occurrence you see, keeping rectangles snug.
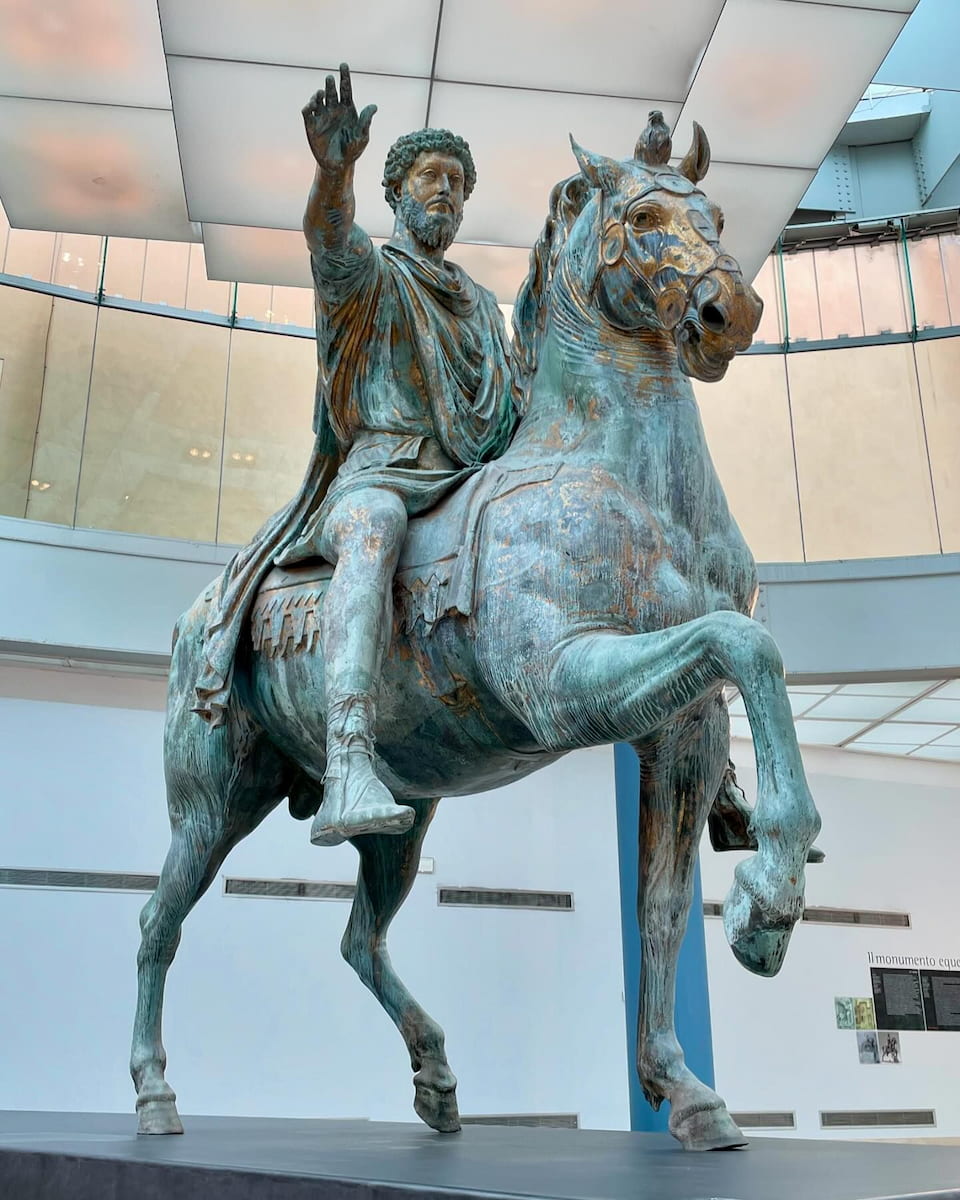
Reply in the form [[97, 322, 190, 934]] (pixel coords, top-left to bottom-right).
[[131, 119, 821, 1151]]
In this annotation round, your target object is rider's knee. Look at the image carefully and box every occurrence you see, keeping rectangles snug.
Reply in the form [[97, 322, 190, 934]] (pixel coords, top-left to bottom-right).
[[363, 491, 407, 548], [324, 490, 407, 561]]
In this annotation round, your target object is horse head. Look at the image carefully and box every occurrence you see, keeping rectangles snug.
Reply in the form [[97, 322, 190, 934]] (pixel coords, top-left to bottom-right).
[[560, 113, 763, 383]]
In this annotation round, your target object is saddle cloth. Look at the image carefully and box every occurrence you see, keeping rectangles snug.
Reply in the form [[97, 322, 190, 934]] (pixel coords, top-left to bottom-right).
[[249, 460, 561, 660]]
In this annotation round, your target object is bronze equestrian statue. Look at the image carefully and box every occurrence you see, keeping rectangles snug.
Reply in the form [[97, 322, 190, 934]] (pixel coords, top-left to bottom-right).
[[131, 66, 822, 1153]]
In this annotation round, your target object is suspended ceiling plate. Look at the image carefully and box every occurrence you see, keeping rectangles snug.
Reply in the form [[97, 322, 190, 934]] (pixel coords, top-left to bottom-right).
[[0, 0, 920, 299]]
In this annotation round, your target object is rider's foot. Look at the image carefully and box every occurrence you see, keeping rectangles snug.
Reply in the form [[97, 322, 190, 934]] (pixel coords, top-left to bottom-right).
[[310, 748, 415, 846]]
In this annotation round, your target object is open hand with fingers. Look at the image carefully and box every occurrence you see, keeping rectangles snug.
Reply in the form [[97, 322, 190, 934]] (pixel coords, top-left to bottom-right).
[[303, 63, 377, 172]]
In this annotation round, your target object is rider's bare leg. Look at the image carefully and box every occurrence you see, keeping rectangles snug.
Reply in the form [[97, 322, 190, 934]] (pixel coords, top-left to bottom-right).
[[310, 487, 415, 847], [542, 612, 821, 975]]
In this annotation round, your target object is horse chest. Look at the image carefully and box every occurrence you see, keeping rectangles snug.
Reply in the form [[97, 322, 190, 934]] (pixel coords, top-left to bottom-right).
[[524, 465, 756, 628]]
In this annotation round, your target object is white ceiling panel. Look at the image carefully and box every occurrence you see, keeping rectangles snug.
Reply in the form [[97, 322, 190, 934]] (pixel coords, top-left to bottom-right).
[[447, 242, 533, 304], [159, 0, 439, 77], [675, 0, 908, 168], [802, 693, 903, 721], [855, 722, 953, 745], [168, 58, 429, 236], [0, 97, 197, 241], [839, 680, 931, 696], [0, 0, 170, 108], [927, 728, 960, 749], [930, 680, 960, 701], [911, 746, 960, 763], [694, 161, 816, 282], [435, 0, 723, 99], [203, 224, 312, 287], [429, 82, 681, 247], [896, 697, 960, 724], [794, 719, 868, 745]]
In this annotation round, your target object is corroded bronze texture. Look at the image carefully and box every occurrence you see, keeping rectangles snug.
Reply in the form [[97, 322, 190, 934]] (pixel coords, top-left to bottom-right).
[[132, 82, 821, 1154]]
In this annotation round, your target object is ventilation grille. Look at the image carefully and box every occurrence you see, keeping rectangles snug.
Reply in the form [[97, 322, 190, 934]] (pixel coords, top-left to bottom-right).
[[0, 868, 158, 892], [460, 1113, 579, 1129], [820, 1109, 935, 1129], [438, 887, 573, 911], [703, 901, 909, 929], [224, 878, 356, 901], [731, 1111, 796, 1129]]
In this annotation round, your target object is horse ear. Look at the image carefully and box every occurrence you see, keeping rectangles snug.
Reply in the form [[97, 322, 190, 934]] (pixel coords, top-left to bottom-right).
[[678, 121, 710, 184], [569, 135, 623, 194]]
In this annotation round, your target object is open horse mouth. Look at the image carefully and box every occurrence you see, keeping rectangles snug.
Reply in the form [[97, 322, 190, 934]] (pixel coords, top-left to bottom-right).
[[674, 270, 762, 382]]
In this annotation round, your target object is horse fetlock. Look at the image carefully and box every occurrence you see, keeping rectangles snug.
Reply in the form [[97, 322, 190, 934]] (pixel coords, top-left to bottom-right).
[[638, 1031, 687, 1101]]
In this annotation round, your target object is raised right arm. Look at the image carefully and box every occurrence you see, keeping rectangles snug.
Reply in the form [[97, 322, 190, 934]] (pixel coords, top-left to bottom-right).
[[302, 64, 377, 257]]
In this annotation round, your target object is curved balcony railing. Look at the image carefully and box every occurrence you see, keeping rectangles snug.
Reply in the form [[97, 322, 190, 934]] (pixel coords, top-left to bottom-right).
[[0, 204, 957, 563]]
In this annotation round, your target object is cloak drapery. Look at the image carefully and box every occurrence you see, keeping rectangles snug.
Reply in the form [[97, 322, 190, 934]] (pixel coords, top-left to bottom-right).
[[192, 240, 516, 726]]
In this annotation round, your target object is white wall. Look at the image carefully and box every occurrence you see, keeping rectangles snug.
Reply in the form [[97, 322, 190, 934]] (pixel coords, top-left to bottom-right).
[[0, 663, 630, 1129], [702, 738, 960, 1140]]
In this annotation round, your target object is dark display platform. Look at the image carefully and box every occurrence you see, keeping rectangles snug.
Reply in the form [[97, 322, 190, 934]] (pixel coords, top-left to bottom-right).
[[1, 1110, 959, 1200]]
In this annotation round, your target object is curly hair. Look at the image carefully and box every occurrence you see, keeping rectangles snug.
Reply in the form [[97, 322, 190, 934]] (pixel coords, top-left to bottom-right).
[[382, 128, 477, 210]]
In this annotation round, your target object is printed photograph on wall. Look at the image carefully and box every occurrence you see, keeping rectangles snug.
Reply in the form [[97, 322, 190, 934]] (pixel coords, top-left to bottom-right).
[[857, 1031, 881, 1064], [880, 1031, 902, 1063], [835, 996, 855, 1030], [855, 997, 877, 1030]]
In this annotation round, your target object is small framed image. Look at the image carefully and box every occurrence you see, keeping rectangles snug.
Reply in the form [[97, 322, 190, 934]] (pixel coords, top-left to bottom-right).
[[854, 997, 877, 1030], [835, 997, 855, 1030], [857, 1031, 880, 1064], [879, 1031, 902, 1064]]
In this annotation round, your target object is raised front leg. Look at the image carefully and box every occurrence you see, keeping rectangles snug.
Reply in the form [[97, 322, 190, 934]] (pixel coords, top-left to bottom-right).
[[633, 701, 746, 1151], [545, 613, 821, 975], [342, 798, 459, 1132]]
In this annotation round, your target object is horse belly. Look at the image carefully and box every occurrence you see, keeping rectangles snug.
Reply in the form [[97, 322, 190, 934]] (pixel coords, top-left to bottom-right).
[[245, 594, 551, 801]]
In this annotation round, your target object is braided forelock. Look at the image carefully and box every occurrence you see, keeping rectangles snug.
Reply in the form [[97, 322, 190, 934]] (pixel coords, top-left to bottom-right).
[[382, 128, 477, 210]]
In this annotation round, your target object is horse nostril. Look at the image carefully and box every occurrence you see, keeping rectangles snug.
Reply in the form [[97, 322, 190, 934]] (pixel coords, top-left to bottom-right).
[[701, 303, 726, 332]]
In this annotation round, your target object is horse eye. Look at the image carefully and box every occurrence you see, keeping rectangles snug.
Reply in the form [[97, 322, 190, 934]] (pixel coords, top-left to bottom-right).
[[716, 213, 725, 234], [631, 210, 653, 229]]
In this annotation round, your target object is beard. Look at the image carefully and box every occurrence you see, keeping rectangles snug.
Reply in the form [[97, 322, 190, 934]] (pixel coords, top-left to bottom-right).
[[397, 191, 462, 252]]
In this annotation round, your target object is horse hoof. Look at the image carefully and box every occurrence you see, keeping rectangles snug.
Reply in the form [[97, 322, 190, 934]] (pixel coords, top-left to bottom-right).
[[414, 1072, 461, 1133], [723, 858, 803, 977], [137, 1098, 184, 1135], [671, 1103, 748, 1152], [807, 844, 825, 864]]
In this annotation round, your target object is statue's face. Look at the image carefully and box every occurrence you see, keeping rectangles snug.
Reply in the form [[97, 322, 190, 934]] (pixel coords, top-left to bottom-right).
[[397, 150, 465, 250]]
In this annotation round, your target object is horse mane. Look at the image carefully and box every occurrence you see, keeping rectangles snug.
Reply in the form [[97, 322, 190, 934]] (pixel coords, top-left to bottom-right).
[[511, 172, 591, 411]]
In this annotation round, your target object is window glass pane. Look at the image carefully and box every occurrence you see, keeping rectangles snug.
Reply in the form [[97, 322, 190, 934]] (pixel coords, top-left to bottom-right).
[[854, 242, 908, 335], [906, 235, 950, 332], [75, 307, 228, 540], [781, 250, 821, 343], [235, 282, 273, 323], [939, 230, 960, 327], [52, 233, 102, 295], [218, 327, 315, 545], [813, 245, 863, 340], [101, 237, 146, 301], [141, 240, 190, 308], [270, 284, 314, 330], [24, 299, 97, 527], [185, 244, 231, 316], [751, 255, 782, 346], [3, 229, 57, 282], [0, 286, 55, 518]]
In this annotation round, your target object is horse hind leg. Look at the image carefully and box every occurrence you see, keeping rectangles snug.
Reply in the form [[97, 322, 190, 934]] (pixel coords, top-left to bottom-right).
[[341, 799, 459, 1132], [131, 706, 287, 1133], [634, 702, 747, 1152]]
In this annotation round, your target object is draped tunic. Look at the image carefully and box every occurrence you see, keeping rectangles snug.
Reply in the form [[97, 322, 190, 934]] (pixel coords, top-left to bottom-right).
[[193, 229, 516, 725]]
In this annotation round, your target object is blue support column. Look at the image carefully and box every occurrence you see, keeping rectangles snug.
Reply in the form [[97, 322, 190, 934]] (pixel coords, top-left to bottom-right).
[[613, 743, 716, 1131]]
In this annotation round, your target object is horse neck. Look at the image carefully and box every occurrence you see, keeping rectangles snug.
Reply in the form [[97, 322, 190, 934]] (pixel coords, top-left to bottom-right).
[[512, 257, 699, 477]]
